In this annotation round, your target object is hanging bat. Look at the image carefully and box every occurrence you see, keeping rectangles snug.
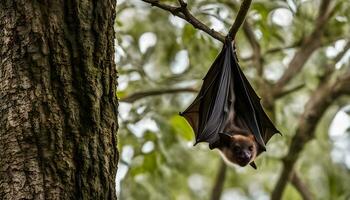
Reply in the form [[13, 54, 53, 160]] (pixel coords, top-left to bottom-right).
[[180, 39, 280, 169]]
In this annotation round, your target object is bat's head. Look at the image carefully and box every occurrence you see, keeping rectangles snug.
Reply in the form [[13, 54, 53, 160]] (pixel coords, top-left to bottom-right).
[[218, 132, 258, 168]]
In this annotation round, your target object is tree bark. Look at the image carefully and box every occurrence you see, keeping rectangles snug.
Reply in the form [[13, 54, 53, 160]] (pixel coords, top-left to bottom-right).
[[0, 0, 118, 199]]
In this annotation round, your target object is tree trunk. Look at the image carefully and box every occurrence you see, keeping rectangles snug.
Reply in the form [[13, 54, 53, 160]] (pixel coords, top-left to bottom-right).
[[0, 0, 118, 199]]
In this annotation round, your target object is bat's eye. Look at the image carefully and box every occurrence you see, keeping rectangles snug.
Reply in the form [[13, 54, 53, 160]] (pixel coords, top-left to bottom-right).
[[248, 145, 253, 151], [233, 145, 240, 152]]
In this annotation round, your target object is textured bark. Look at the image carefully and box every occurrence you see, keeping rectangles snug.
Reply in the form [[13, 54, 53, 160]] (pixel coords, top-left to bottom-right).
[[0, 0, 118, 199]]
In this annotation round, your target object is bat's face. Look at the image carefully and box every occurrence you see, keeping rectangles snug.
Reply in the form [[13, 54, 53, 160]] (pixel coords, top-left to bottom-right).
[[219, 133, 258, 167]]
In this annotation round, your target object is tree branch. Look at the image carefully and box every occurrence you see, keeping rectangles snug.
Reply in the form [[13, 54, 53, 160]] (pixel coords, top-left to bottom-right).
[[239, 41, 301, 62], [275, 84, 305, 99], [271, 41, 350, 199], [120, 88, 198, 103], [291, 172, 314, 200], [243, 20, 263, 75], [241, 36, 345, 62], [272, 0, 333, 97], [271, 70, 350, 200], [334, 41, 350, 61], [316, 40, 350, 83], [264, 41, 302, 55], [210, 160, 227, 200], [141, 0, 253, 43], [228, 0, 253, 40], [271, 39, 350, 199], [141, 0, 225, 42]]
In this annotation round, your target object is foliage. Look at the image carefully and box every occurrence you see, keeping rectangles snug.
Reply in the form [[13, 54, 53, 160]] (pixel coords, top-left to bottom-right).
[[116, 0, 350, 199]]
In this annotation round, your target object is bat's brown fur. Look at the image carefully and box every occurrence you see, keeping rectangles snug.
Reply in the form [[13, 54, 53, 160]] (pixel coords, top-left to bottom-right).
[[215, 108, 259, 169]]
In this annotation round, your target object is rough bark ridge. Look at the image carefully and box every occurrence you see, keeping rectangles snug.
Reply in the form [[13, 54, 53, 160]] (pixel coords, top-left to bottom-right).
[[0, 0, 118, 199]]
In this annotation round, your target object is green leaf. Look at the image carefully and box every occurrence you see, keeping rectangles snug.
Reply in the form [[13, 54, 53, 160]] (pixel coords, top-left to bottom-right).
[[170, 115, 194, 141], [142, 152, 158, 172], [182, 24, 197, 44], [117, 91, 126, 98]]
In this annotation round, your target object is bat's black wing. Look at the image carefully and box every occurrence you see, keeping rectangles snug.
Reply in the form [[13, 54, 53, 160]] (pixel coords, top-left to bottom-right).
[[180, 40, 280, 152], [180, 46, 232, 147], [232, 48, 280, 152]]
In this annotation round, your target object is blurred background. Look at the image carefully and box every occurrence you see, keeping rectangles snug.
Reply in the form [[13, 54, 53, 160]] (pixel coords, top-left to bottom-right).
[[115, 0, 350, 199]]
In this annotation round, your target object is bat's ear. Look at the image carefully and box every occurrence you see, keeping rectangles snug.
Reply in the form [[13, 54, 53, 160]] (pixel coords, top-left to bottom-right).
[[250, 162, 257, 170], [219, 132, 233, 140]]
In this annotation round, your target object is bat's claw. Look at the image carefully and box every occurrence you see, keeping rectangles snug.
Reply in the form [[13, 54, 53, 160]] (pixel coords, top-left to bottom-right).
[[250, 162, 257, 169]]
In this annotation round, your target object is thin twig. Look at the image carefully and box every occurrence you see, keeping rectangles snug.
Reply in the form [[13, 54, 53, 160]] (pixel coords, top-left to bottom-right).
[[228, 0, 253, 40], [141, 0, 225, 42], [316, 40, 350, 83], [239, 42, 300, 62], [275, 84, 305, 98], [141, 0, 253, 43], [334, 41, 350, 62], [120, 88, 198, 103], [264, 41, 302, 55], [142, 0, 184, 17], [241, 37, 343, 62]]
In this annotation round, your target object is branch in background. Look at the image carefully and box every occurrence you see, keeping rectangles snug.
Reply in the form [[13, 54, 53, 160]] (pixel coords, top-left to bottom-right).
[[317, 40, 350, 84], [264, 41, 302, 55], [272, 0, 333, 97], [239, 42, 301, 62], [324, 40, 350, 75], [271, 39, 350, 199], [275, 84, 305, 99], [228, 0, 253, 40], [141, 0, 225, 42], [210, 160, 227, 200], [120, 88, 198, 103], [334, 41, 350, 61], [242, 20, 263, 75], [291, 172, 314, 200], [271, 68, 350, 200], [241, 36, 343, 62], [199, 11, 231, 26]]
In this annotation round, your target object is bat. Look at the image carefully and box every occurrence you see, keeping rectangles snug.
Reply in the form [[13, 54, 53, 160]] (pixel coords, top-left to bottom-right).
[[180, 40, 280, 169]]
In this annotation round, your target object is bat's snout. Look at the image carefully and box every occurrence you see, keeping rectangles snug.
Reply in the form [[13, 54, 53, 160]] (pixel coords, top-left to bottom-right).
[[237, 151, 252, 165]]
